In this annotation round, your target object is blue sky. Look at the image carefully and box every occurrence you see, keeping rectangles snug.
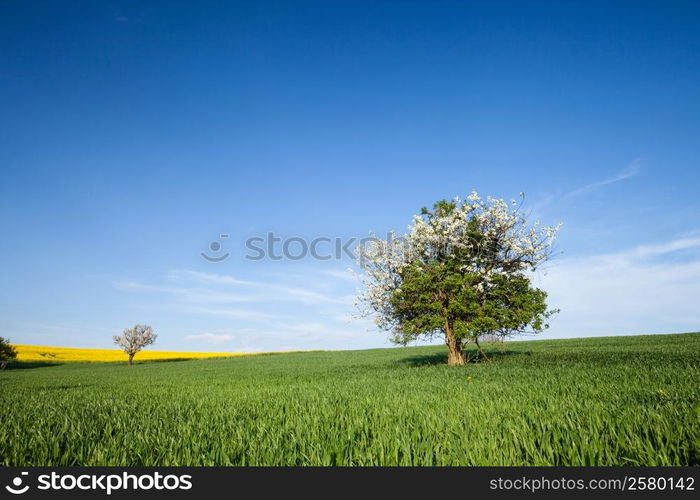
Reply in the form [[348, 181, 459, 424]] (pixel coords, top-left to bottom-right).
[[1, 1, 699, 351]]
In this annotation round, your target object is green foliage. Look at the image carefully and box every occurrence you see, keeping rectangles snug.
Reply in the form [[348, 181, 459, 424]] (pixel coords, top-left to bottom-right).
[[0, 337, 18, 366], [389, 260, 552, 345], [0, 333, 698, 466]]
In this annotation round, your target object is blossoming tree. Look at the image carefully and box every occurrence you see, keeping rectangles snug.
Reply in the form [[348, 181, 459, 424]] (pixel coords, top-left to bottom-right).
[[356, 192, 561, 365], [113, 324, 157, 365]]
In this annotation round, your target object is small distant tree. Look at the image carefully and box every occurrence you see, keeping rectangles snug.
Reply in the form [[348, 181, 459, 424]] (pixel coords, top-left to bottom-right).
[[0, 337, 18, 369], [356, 192, 561, 365], [113, 324, 157, 365]]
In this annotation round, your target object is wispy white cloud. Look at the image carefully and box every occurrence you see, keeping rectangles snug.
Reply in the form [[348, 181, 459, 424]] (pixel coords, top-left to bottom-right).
[[564, 159, 642, 199], [167, 269, 351, 306], [527, 159, 643, 218], [114, 281, 260, 303], [168, 270, 252, 286], [626, 236, 700, 259], [317, 268, 358, 282], [184, 333, 235, 344], [112, 268, 363, 350], [538, 233, 700, 337], [117, 269, 352, 307], [0, 321, 117, 348], [185, 307, 275, 321]]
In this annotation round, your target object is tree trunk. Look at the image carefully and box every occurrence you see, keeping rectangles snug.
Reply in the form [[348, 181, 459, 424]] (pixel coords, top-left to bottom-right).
[[445, 323, 466, 366], [128, 353, 134, 366]]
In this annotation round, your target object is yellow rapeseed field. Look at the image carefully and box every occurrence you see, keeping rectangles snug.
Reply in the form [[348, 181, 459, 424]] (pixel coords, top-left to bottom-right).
[[14, 345, 252, 363]]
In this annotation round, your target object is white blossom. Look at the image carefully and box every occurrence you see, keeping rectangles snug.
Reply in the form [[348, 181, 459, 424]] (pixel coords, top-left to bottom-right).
[[355, 192, 561, 330]]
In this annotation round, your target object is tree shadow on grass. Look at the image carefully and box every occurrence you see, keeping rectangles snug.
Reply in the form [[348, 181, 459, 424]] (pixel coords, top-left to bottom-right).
[[399, 349, 531, 367], [136, 357, 194, 364], [398, 353, 448, 366], [3, 358, 196, 370], [3, 361, 62, 370]]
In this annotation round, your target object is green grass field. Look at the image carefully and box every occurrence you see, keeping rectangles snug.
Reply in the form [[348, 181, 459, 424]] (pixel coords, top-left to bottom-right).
[[1, 333, 698, 466]]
